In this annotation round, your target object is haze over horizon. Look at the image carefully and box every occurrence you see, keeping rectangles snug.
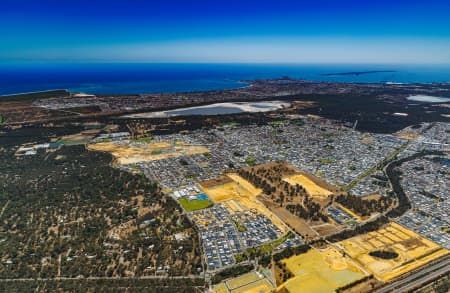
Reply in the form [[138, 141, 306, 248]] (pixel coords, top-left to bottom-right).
[[1, 0, 450, 64]]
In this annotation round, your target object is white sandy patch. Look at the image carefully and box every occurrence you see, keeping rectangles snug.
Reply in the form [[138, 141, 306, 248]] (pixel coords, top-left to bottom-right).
[[123, 100, 291, 118], [407, 95, 450, 103]]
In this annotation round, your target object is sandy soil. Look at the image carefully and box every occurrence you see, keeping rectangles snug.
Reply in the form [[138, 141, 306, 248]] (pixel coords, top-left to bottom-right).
[[87, 141, 209, 165], [283, 174, 332, 197], [279, 247, 366, 293], [337, 222, 449, 282]]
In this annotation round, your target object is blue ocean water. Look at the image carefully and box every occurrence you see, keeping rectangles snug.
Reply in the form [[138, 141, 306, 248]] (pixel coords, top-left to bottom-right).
[[0, 63, 449, 96]]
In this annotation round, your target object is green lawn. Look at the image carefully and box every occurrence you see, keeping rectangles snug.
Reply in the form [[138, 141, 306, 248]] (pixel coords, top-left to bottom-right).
[[245, 157, 256, 166], [245, 231, 294, 257], [179, 197, 212, 212], [131, 137, 153, 143], [221, 121, 240, 127], [269, 120, 285, 126]]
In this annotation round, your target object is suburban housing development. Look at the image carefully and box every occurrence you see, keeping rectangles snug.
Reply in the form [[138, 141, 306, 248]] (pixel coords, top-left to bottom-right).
[[0, 80, 449, 292]]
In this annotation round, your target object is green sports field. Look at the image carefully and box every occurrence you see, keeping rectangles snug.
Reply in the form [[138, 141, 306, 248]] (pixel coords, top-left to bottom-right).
[[179, 197, 213, 212]]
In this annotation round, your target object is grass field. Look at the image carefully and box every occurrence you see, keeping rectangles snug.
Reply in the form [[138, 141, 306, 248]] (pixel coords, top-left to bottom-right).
[[214, 271, 274, 293], [179, 197, 213, 212], [283, 174, 332, 197], [279, 247, 366, 293], [226, 272, 262, 290], [130, 136, 153, 143], [88, 141, 209, 164], [338, 222, 449, 282], [232, 279, 273, 293]]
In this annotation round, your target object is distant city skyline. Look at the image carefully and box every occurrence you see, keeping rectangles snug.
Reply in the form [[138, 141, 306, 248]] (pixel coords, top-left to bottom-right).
[[1, 0, 450, 64]]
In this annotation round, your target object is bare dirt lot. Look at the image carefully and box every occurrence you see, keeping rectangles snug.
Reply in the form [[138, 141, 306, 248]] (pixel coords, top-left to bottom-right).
[[337, 222, 449, 282], [87, 140, 209, 165], [278, 247, 367, 293], [283, 174, 332, 197]]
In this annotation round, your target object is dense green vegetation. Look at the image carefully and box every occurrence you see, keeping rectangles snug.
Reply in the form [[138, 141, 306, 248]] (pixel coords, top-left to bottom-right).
[[0, 277, 205, 293], [0, 144, 202, 278], [273, 244, 311, 262], [211, 264, 253, 284], [237, 163, 329, 221], [325, 216, 389, 242], [335, 194, 393, 217], [369, 250, 398, 259], [386, 150, 444, 218], [291, 92, 450, 133]]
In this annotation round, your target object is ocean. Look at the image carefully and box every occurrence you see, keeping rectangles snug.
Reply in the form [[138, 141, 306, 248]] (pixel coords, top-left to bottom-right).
[[0, 63, 449, 96]]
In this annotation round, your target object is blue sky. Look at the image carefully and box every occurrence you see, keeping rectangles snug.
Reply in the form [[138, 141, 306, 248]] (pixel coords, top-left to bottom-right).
[[1, 0, 449, 64]]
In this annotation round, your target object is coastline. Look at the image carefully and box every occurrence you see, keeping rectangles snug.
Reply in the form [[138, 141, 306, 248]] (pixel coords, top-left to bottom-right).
[[0, 89, 67, 97], [1, 64, 450, 96]]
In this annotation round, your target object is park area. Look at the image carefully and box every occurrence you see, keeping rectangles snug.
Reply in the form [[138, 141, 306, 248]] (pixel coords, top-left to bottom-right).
[[178, 195, 213, 212], [338, 222, 449, 282], [214, 271, 275, 293], [87, 140, 209, 165], [278, 247, 367, 293]]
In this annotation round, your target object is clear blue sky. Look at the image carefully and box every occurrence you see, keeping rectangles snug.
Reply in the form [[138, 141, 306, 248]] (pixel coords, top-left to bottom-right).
[[1, 0, 449, 64]]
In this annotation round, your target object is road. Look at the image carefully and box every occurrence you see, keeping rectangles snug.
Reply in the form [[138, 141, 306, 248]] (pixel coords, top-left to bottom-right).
[[376, 258, 450, 293], [0, 275, 204, 282]]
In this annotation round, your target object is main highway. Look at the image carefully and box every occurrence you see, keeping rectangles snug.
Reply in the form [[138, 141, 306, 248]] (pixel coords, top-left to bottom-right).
[[376, 257, 450, 293]]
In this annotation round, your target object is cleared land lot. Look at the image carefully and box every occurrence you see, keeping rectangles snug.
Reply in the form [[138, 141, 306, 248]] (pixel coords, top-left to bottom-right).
[[56, 129, 102, 145], [338, 222, 449, 282], [87, 141, 209, 165], [279, 247, 366, 293], [199, 176, 257, 203], [283, 174, 332, 197]]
